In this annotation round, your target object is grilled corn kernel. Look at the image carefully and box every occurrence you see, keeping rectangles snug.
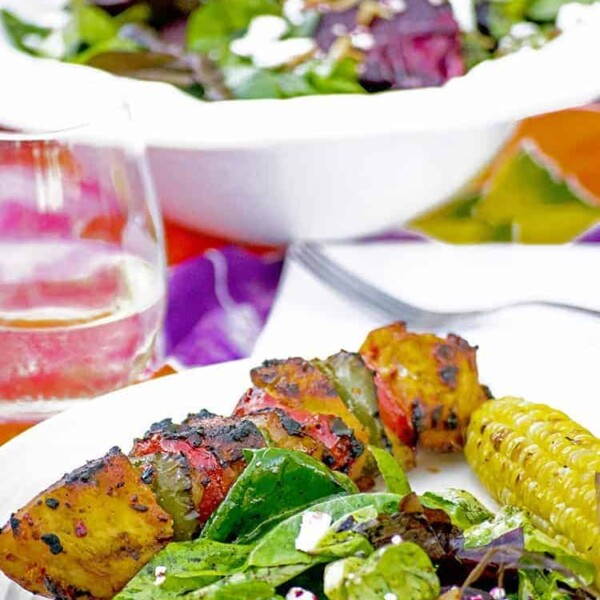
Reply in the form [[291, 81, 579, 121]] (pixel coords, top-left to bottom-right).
[[465, 397, 600, 571]]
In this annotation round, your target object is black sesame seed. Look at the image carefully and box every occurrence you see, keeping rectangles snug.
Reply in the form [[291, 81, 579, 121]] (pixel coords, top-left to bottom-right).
[[446, 410, 459, 430], [330, 417, 353, 437], [323, 453, 335, 467], [279, 414, 303, 436], [45, 498, 60, 510], [439, 365, 458, 386], [41, 533, 63, 555], [140, 465, 155, 485], [9, 514, 19, 533]]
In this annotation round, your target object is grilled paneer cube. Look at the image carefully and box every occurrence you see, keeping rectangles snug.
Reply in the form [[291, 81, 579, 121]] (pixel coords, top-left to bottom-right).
[[360, 322, 489, 468], [130, 413, 266, 525], [235, 358, 372, 487], [0, 447, 173, 600]]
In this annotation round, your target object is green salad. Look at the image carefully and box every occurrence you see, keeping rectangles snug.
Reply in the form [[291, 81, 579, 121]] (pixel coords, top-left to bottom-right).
[[115, 446, 596, 600], [0, 0, 589, 100]]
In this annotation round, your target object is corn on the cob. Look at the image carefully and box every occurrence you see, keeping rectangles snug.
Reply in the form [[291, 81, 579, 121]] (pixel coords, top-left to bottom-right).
[[465, 397, 600, 572]]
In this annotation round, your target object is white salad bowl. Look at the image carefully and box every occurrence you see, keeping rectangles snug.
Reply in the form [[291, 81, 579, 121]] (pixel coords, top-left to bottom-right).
[[1, 2, 600, 243]]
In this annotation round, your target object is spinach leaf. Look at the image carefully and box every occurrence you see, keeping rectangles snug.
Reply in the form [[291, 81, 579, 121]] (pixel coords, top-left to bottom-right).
[[69, 37, 140, 64], [311, 506, 378, 559], [202, 448, 357, 544], [0, 10, 52, 55], [62, 1, 151, 62], [420, 489, 493, 530], [479, 0, 533, 39], [196, 564, 308, 598], [303, 58, 364, 95], [71, 1, 118, 46], [324, 542, 440, 600], [249, 493, 402, 568], [221, 56, 364, 99], [115, 539, 251, 599], [222, 60, 315, 99], [369, 446, 411, 496], [186, 0, 282, 54]]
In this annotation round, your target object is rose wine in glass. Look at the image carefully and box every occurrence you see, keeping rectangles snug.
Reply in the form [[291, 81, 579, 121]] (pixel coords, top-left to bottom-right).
[[0, 80, 166, 426]]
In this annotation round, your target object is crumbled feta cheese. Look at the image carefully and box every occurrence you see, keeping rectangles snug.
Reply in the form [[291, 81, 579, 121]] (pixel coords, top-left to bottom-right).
[[231, 15, 289, 57], [391, 534, 402, 545], [350, 31, 375, 50], [447, 0, 476, 31], [286, 587, 318, 600], [384, 593, 398, 600], [231, 15, 315, 69], [248, 15, 290, 40], [510, 21, 540, 39], [252, 38, 316, 68], [295, 511, 332, 553], [284, 0, 307, 25], [331, 23, 348, 36], [153, 565, 167, 586], [383, 0, 407, 12]]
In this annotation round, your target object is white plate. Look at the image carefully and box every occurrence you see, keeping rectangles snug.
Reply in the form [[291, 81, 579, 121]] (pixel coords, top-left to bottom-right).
[[2, 3, 600, 242], [2, 336, 600, 599]]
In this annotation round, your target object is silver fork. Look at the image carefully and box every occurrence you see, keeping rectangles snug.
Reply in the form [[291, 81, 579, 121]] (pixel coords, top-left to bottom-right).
[[288, 243, 600, 329]]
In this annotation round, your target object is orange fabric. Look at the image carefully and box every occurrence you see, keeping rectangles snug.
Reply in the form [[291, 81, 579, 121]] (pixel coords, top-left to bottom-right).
[[484, 107, 600, 200], [164, 220, 280, 266], [0, 420, 39, 444]]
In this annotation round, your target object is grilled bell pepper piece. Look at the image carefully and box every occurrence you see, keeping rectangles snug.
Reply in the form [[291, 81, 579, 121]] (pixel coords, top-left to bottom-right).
[[465, 397, 600, 577], [0, 448, 173, 600], [313, 351, 385, 448], [131, 452, 198, 541], [130, 413, 265, 525]]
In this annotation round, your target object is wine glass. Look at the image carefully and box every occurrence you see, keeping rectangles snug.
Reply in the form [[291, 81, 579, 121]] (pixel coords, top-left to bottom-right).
[[0, 77, 166, 429]]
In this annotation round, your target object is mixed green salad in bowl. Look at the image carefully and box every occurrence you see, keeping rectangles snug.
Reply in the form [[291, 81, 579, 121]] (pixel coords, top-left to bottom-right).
[[115, 446, 596, 600], [0, 0, 591, 101]]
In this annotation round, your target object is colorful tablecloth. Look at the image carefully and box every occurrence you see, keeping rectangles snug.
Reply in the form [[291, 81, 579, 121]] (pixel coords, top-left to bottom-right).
[[2, 106, 599, 444]]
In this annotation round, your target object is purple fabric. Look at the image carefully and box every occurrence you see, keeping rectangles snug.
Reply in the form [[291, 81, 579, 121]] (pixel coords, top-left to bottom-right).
[[165, 247, 283, 366], [577, 224, 600, 243]]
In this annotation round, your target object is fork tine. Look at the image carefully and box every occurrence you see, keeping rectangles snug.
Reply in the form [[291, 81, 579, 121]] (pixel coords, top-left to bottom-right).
[[289, 243, 452, 328], [295, 244, 417, 319]]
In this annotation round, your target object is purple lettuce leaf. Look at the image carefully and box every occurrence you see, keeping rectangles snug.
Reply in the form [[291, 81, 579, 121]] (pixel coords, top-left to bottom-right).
[[315, 0, 465, 91]]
